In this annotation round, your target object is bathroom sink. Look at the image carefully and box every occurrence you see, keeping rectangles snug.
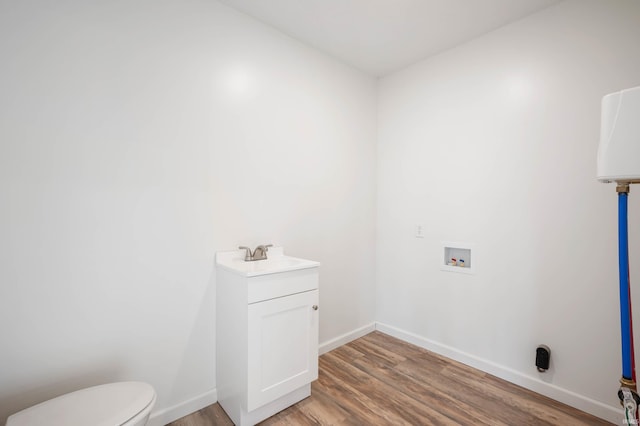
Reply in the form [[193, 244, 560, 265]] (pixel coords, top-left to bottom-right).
[[216, 247, 319, 277]]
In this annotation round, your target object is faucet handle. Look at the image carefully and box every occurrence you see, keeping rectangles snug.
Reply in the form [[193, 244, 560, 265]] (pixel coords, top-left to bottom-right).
[[238, 246, 253, 261], [251, 244, 273, 261]]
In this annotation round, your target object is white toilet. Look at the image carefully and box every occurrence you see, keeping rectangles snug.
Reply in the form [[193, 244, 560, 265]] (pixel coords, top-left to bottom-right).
[[6, 382, 156, 426]]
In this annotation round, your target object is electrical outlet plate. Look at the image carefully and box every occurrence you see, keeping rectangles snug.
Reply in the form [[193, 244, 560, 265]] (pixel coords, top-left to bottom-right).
[[415, 224, 425, 238]]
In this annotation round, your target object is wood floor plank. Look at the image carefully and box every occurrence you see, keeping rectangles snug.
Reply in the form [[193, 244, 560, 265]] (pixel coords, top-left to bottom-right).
[[347, 337, 408, 366], [167, 331, 613, 426], [320, 351, 460, 425], [296, 384, 350, 424], [441, 365, 603, 425], [325, 343, 366, 364], [349, 351, 506, 426], [259, 407, 318, 426], [316, 359, 417, 425], [395, 357, 545, 425]]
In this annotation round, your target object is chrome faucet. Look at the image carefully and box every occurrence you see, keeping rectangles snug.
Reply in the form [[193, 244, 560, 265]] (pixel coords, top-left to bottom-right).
[[238, 244, 273, 261], [252, 244, 272, 260], [238, 246, 253, 261]]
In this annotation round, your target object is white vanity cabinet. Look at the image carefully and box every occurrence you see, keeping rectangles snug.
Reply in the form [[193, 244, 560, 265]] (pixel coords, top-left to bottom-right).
[[216, 248, 320, 426]]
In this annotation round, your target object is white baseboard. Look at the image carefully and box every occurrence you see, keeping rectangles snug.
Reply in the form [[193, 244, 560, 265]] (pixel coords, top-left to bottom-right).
[[146, 322, 620, 425], [319, 322, 376, 355], [147, 388, 217, 426], [374, 322, 622, 425]]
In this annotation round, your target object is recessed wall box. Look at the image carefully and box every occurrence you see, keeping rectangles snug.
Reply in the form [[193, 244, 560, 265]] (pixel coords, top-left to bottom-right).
[[441, 242, 475, 275]]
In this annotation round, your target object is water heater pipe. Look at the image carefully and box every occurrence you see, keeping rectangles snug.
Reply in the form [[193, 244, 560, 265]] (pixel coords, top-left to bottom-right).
[[618, 185, 635, 382]]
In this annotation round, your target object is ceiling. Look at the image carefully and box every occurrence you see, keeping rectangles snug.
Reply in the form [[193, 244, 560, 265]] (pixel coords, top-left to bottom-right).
[[218, 0, 562, 76]]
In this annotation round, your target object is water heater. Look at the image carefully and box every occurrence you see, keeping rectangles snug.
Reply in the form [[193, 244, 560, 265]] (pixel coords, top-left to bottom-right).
[[598, 85, 640, 424], [597, 86, 640, 183]]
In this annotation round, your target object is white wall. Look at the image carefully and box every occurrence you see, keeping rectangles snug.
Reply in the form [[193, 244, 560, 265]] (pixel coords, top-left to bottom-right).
[[4, 0, 639, 423], [0, 0, 377, 424], [376, 0, 640, 421]]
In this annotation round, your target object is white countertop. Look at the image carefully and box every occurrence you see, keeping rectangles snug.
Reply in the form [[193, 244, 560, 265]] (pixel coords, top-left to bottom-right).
[[216, 246, 320, 277]]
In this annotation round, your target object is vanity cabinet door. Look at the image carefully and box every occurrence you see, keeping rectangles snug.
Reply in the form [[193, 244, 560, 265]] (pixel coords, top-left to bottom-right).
[[246, 289, 319, 411]]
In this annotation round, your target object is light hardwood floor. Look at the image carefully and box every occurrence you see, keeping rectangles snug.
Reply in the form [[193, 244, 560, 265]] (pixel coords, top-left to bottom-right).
[[168, 331, 613, 425]]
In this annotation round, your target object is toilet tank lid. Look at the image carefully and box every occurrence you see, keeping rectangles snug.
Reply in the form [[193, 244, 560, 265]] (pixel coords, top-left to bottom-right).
[[6, 382, 156, 426]]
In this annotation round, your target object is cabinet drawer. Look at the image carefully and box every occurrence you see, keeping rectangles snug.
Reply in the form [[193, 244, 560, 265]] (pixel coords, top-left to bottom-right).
[[248, 267, 318, 304]]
